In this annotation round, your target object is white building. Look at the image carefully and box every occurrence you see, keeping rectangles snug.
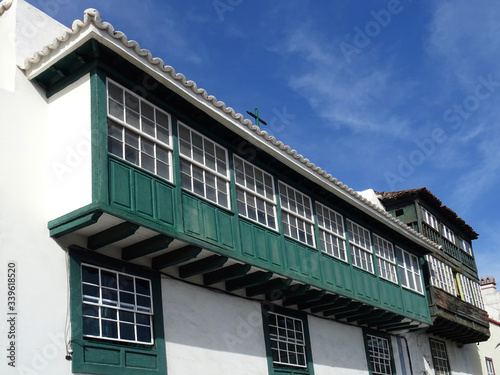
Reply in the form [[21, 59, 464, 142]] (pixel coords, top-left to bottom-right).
[[0, 1, 492, 374]]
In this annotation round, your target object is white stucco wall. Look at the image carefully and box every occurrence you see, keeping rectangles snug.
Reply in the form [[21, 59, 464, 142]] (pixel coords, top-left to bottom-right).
[[0, 33, 71, 375], [162, 277, 269, 375], [48, 73, 93, 220]]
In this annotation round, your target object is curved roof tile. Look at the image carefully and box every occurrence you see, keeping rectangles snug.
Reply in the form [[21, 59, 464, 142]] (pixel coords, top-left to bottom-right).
[[20, 8, 439, 251], [0, 0, 13, 16]]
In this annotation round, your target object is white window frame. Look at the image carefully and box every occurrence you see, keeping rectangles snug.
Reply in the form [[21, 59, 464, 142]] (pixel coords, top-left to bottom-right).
[[457, 273, 475, 305], [442, 224, 455, 244], [366, 334, 393, 375], [430, 339, 451, 375], [486, 357, 496, 375], [178, 122, 230, 209], [278, 181, 315, 247], [426, 255, 457, 295], [233, 155, 277, 229], [372, 234, 398, 284], [347, 220, 374, 273], [458, 274, 485, 309], [268, 311, 307, 368], [395, 247, 423, 294], [316, 202, 347, 262], [107, 79, 173, 181], [471, 280, 485, 310], [81, 263, 154, 345], [422, 207, 439, 231], [459, 238, 473, 256]]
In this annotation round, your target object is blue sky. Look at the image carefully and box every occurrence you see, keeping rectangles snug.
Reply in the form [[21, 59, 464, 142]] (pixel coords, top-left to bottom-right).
[[26, 0, 500, 278]]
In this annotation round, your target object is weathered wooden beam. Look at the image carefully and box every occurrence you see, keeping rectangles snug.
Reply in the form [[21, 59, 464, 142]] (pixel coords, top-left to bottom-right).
[[343, 306, 375, 322], [267, 284, 310, 302], [87, 222, 139, 250], [122, 235, 174, 261], [226, 271, 273, 292], [357, 311, 393, 325], [152, 245, 202, 270], [311, 297, 350, 314], [178, 255, 228, 278], [298, 293, 338, 311], [246, 278, 292, 298], [323, 301, 363, 318], [203, 263, 251, 286], [283, 290, 326, 307]]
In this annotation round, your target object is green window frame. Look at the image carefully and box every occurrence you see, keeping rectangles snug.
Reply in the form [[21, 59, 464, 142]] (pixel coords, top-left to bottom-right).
[[363, 329, 396, 375], [429, 339, 451, 375], [262, 305, 314, 375], [69, 247, 167, 375]]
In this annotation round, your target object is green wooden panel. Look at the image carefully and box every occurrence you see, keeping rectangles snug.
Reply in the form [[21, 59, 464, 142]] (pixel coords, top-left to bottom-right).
[[134, 173, 154, 217], [109, 161, 132, 209], [156, 181, 175, 225], [320, 255, 354, 297], [401, 290, 429, 320], [125, 351, 157, 369], [284, 239, 320, 281], [218, 210, 235, 249], [255, 226, 270, 263], [352, 268, 380, 304], [181, 192, 235, 249], [202, 203, 219, 242], [240, 221, 256, 258], [379, 280, 403, 312], [239, 220, 283, 270], [83, 346, 120, 365], [182, 194, 202, 236]]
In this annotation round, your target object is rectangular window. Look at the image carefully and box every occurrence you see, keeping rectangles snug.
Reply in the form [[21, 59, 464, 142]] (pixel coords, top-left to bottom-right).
[[373, 234, 397, 283], [458, 274, 485, 309], [262, 306, 313, 375], [426, 255, 457, 295], [178, 122, 230, 208], [364, 331, 394, 375], [486, 358, 496, 375], [316, 202, 347, 262], [422, 207, 439, 231], [459, 238, 473, 256], [107, 79, 173, 181], [430, 339, 451, 375], [347, 220, 373, 273], [278, 181, 315, 247], [442, 225, 455, 243], [234, 155, 277, 229], [81, 264, 153, 345], [395, 247, 423, 294]]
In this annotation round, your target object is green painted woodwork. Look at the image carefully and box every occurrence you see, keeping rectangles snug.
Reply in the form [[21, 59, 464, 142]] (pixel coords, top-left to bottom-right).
[[181, 192, 235, 249], [109, 157, 176, 227], [362, 329, 397, 375], [87, 222, 139, 250], [122, 235, 174, 261], [240, 220, 283, 268], [50, 210, 102, 238], [68, 247, 167, 375], [261, 305, 315, 375], [151, 245, 202, 270]]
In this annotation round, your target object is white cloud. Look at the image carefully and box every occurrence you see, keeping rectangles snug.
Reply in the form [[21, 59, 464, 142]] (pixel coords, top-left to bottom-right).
[[281, 28, 414, 137]]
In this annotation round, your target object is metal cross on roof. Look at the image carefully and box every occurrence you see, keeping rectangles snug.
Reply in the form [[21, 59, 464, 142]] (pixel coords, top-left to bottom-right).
[[246, 108, 267, 126]]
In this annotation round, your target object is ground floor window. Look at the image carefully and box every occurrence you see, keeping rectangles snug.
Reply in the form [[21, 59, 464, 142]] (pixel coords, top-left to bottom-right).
[[486, 357, 496, 375], [363, 330, 395, 375], [69, 247, 167, 375], [262, 305, 314, 374], [430, 339, 451, 375]]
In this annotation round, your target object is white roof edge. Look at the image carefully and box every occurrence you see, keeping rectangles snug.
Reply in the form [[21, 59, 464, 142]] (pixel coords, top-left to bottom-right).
[[0, 0, 13, 16], [20, 8, 439, 253]]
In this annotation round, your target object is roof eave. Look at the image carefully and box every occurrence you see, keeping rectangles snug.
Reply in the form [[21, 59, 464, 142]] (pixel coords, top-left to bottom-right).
[[21, 9, 439, 255]]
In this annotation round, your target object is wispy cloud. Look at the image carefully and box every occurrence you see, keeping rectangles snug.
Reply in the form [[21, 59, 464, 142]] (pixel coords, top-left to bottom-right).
[[278, 27, 415, 138]]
